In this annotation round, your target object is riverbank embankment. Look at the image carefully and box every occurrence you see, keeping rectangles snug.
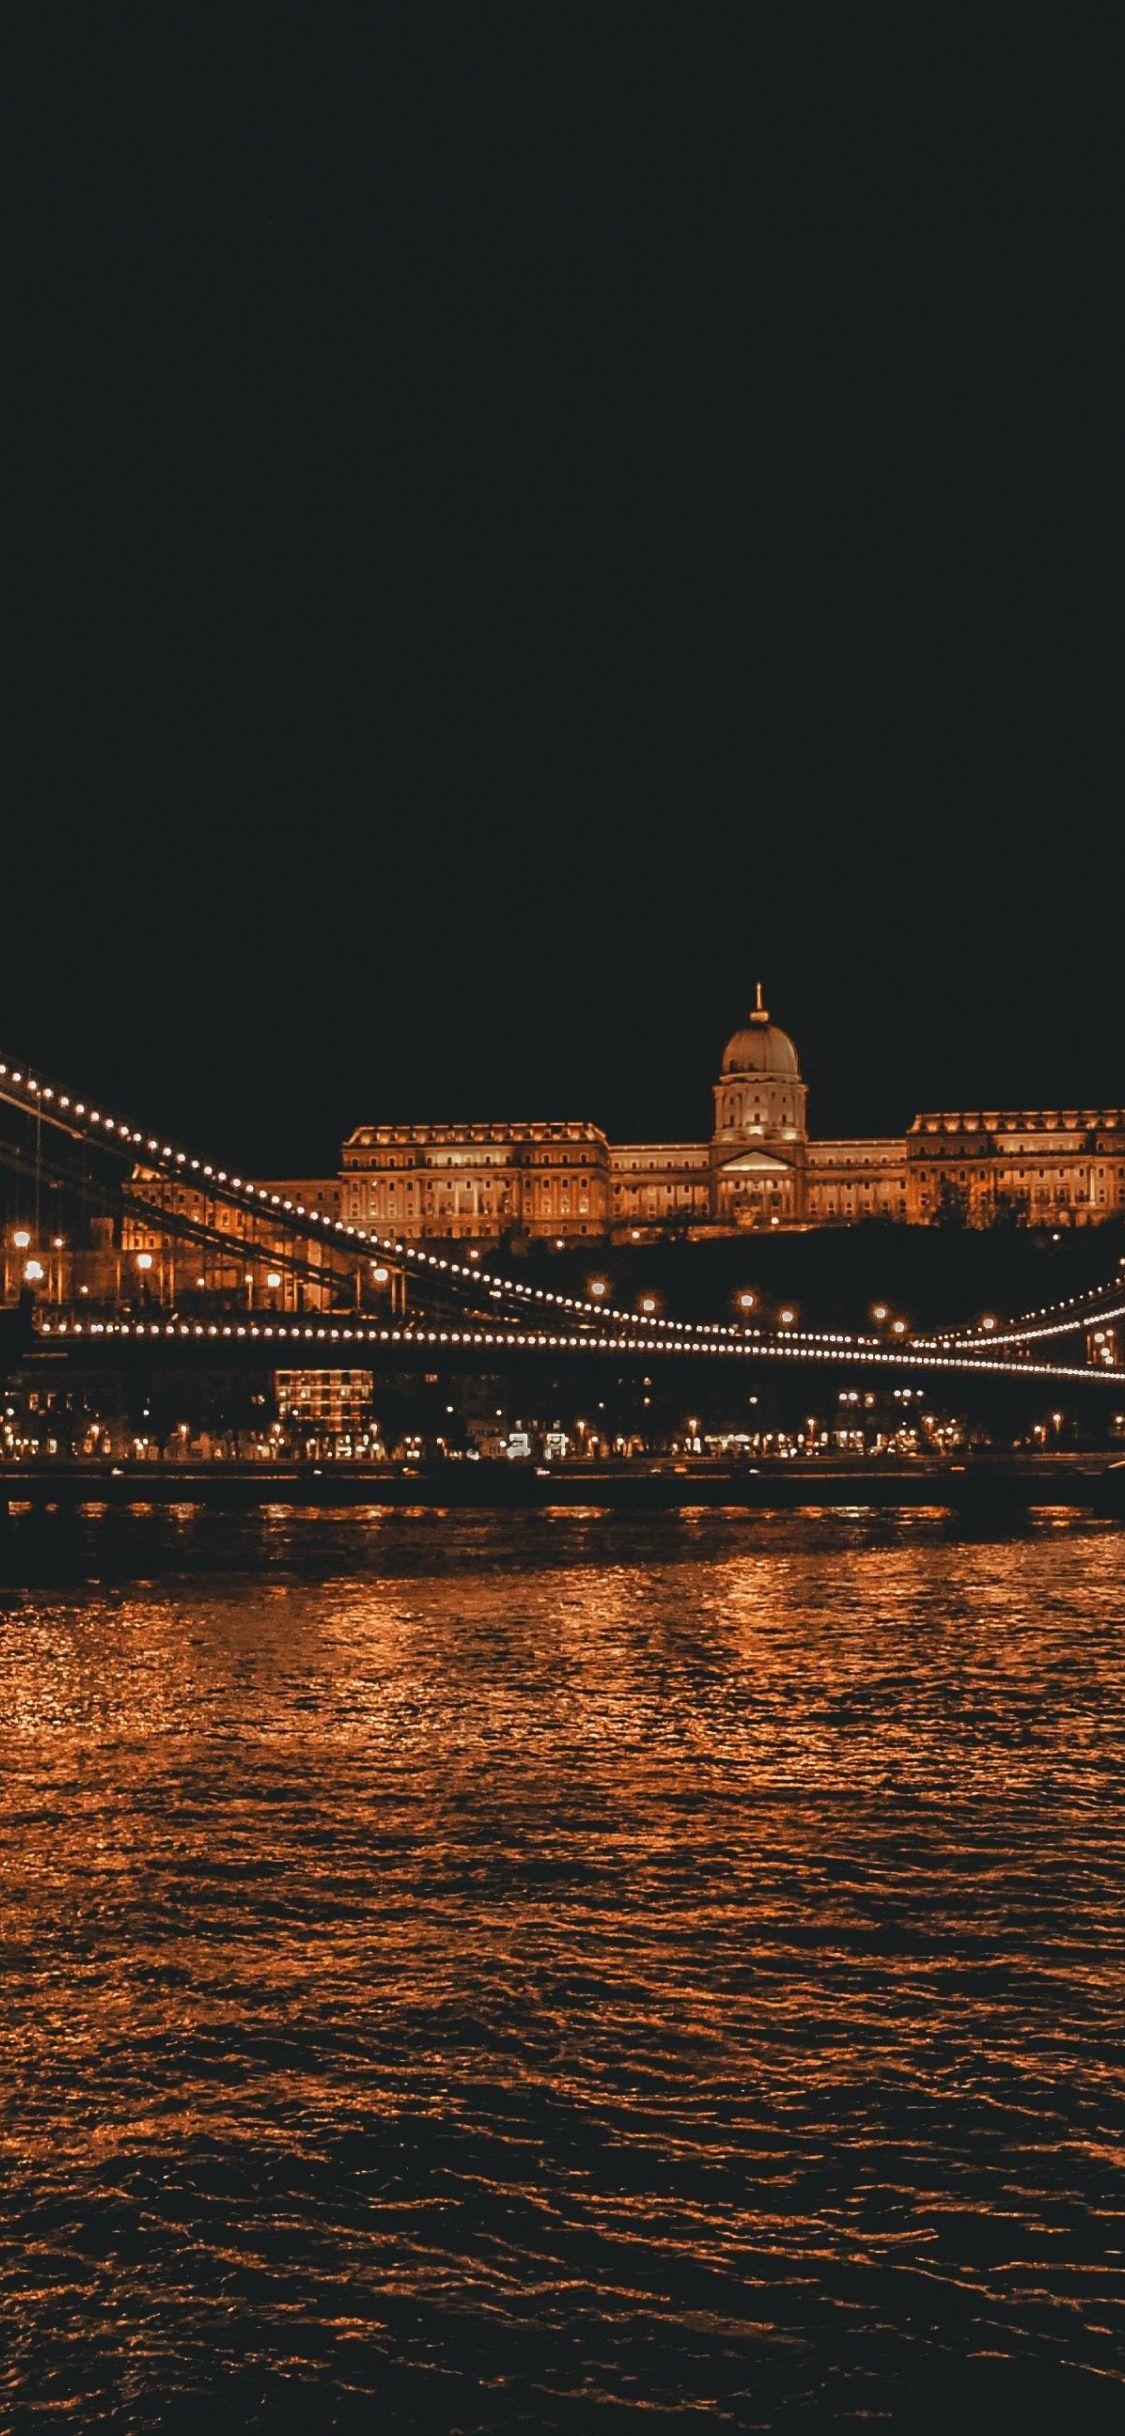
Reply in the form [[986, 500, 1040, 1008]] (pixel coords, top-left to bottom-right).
[[2, 1456, 1122, 1517]]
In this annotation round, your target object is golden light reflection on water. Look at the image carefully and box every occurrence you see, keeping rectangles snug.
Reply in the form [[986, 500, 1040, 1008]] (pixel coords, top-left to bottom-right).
[[0, 1510, 1123, 2429]]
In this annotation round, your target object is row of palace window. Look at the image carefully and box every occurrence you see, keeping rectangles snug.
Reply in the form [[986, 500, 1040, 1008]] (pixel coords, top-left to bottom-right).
[[362, 1147, 598, 1169], [817, 1200, 909, 1216], [370, 1181, 594, 1205]]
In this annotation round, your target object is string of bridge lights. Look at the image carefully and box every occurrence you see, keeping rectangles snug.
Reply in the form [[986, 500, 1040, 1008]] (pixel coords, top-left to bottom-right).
[[1, 1050, 1119, 1372], [936, 1289, 1125, 1351], [0, 1051, 859, 1351], [28, 1314, 1115, 1387]]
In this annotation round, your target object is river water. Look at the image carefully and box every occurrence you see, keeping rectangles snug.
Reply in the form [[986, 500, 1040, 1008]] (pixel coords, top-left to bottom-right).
[[0, 1507, 1122, 2432]]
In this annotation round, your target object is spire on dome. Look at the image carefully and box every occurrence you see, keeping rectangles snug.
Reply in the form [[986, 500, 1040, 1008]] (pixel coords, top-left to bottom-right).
[[751, 981, 768, 1023]]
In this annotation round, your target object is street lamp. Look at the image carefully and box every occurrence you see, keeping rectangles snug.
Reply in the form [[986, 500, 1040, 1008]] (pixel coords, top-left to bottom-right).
[[587, 1277, 609, 1301]]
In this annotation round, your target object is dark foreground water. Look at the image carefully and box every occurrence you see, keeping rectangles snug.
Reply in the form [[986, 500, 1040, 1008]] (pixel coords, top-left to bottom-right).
[[0, 1507, 1122, 2433]]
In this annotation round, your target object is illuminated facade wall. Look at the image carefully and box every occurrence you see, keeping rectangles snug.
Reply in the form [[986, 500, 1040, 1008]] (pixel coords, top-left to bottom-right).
[[805, 1142, 909, 1224], [331, 1004, 1125, 1239], [122, 1002, 1125, 1269], [339, 1121, 611, 1241], [609, 1143, 711, 1228], [905, 1112, 1125, 1225], [275, 1369, 373, 1431]]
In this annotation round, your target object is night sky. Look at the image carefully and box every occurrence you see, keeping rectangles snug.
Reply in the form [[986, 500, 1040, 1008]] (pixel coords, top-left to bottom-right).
[[6, 13, 1121, 1179]]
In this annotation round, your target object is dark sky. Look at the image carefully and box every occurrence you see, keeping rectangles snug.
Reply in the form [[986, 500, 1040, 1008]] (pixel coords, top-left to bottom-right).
[[6, 12, 1121, 1177]]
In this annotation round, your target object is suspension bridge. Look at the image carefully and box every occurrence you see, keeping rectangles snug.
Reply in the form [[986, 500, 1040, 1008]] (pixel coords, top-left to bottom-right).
[[1, 1044, 1122, 1402]]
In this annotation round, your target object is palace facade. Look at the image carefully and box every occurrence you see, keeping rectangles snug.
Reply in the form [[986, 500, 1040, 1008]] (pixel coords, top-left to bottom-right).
[[124, 993, 1125, 1284], [328, 989, 1125, 1241]]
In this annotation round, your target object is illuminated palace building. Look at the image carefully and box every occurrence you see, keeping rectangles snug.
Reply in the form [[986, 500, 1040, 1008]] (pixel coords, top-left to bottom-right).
[[277, 990, 1125, 1245], [125, 993, 1125, 1282]]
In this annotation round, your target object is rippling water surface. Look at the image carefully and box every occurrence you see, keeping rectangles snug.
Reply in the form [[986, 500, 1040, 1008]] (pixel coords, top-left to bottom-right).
[[1, 1506, 1123, 2432]]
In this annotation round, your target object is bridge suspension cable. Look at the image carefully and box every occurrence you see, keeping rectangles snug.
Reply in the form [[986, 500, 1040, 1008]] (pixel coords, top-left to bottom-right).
[[29, 1312, 1117, 1388], [0, 1047, 859, 1351], [933, 1283, 1125, 1352]]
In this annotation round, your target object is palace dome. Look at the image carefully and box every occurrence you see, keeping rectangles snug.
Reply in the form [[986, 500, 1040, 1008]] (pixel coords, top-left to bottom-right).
[[721, 989, 801, 1078]]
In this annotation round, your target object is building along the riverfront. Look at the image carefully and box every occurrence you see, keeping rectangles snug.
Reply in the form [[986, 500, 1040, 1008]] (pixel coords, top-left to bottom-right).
[[110, 989, 1125, 1297], [320, 988, 1125, 1241]]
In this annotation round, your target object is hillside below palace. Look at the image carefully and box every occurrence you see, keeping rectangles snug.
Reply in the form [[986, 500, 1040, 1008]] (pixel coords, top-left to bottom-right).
[[285, 989, 1123, 1244]]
